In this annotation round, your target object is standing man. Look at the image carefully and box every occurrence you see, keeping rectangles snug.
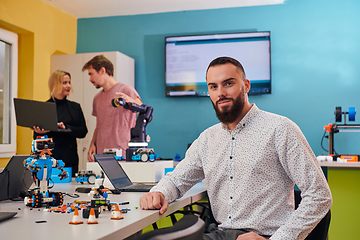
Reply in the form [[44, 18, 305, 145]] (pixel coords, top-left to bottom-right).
[[82, 55, 141, 162], [140, 57, 332, 240]]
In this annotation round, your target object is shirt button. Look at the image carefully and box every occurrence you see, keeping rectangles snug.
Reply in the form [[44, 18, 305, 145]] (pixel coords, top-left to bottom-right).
[[232, 137, 235, 140], [243, 124, 245, 127], [230, 176, 233, 179], [230, 156, 233, 159], [230, 197, 233, 199], [229, 216, 231, 219]]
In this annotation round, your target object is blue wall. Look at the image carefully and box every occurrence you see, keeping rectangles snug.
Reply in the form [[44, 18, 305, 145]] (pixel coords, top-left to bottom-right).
[[77, 0, 360, 159]]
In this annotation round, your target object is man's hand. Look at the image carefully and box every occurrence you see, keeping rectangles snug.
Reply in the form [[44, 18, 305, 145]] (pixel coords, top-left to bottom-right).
[[140, 192, 169, 215], [115, 92, 142, 105], [237, 232, 267, 240], [87, 143, 96, 162]]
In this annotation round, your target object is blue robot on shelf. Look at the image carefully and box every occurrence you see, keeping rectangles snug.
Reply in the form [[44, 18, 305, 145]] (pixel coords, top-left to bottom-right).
[[23, 135, 68, 208]]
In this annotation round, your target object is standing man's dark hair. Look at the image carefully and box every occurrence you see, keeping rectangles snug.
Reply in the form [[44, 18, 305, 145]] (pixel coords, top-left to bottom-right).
[[82, 55, 114, 76]]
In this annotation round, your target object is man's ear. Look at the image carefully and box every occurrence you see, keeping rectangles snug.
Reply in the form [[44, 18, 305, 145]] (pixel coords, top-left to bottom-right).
[[244, 79, 251, 93], [99, 67, 106, 75]]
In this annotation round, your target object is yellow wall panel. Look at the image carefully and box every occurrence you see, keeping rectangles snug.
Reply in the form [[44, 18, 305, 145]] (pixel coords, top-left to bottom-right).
[[0, 0, 77, 167]]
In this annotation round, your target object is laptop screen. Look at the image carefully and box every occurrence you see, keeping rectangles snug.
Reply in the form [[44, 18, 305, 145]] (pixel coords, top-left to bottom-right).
[[13, 98, 71, 132], [14, 98, 58, 131], [94, 154, 132, 189], [0, 155, 32, 201]]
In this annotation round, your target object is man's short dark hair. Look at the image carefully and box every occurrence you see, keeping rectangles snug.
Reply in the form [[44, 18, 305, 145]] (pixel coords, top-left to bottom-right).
[[82, 55, 114, 76], [206, 57, 246, 79]]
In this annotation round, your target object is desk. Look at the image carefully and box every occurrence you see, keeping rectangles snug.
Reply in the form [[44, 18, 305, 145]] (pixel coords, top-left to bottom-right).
[[319, 161, 360, 239], [0, 182, 207, 240], [319, 161, 360, 169]]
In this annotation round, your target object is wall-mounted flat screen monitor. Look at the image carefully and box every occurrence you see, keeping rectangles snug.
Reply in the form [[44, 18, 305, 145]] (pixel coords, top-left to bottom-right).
[[165, 31, 271, 97]]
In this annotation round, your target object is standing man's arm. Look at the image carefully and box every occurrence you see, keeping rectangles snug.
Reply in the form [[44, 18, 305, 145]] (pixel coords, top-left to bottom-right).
[[87, 127, 97, 162], [116, 92, 142, 105]]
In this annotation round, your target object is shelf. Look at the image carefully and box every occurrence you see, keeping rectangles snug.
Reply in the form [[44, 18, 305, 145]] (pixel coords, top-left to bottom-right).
[[319, 161, 360, 168]]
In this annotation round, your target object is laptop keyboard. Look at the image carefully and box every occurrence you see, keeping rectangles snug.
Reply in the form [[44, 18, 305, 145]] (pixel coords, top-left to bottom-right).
[[121, 184, 154, 192]]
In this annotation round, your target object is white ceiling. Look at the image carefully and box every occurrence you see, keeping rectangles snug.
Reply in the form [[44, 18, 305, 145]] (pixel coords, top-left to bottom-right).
[[42, 0, 285, 19]]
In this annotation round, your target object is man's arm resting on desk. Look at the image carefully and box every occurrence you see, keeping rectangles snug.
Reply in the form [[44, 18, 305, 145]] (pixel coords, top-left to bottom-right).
[[140, 192, 169, 215]]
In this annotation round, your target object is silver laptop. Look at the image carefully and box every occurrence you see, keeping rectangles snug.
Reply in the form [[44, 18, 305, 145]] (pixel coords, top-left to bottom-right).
[[14, 98, 71, 132], [94, 154, 155, 192]]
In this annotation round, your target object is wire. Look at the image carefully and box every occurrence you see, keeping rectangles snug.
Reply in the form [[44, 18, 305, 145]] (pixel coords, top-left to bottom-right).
[[335, 113, 342, 122], [148, 114, 153, 123], [320, 130, 339, 155], [62, 192, 80, 198], [334, 147, 338, 155], [320, 130, 328, 152]]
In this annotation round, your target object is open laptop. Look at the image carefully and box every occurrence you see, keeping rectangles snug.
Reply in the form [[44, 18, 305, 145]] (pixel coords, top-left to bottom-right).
[[94, 154, 155, 192], [14, 98, 71, 132], [0, 155, 33, 201], [0, 212, 17, 222]]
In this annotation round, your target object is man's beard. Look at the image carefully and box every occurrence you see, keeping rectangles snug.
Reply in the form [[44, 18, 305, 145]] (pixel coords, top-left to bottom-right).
[[212, 90, 245, 124]]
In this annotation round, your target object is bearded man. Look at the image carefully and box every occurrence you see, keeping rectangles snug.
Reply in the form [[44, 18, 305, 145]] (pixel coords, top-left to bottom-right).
[[140, 57, 332, 240]]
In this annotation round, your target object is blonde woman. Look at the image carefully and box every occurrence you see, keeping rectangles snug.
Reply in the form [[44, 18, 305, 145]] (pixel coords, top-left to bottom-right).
[[32, 70, 87, 176]]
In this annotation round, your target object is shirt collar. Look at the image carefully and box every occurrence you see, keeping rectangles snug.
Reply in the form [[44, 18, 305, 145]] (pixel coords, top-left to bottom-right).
[[221, 103, 260, 133]]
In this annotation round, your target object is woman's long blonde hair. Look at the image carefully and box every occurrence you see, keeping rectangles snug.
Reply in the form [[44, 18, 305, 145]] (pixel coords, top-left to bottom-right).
[[48, 70, 72, 98]]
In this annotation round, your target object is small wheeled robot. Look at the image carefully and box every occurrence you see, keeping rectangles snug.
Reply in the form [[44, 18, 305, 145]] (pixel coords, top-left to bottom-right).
[[131, 148, 157, 162], [83, 185, 113, 218], [23, 135, 68, 208], [75, 170, 98, 184]]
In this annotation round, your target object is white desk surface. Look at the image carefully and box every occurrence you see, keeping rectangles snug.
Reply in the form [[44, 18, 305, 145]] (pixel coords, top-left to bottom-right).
[[319, 161, 360, 169], [0, 181, 207, 240]]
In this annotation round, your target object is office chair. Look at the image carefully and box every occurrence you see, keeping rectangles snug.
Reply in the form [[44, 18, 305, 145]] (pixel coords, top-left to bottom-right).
[[177, 191, 330, 239], [136, 214, 205, 240]]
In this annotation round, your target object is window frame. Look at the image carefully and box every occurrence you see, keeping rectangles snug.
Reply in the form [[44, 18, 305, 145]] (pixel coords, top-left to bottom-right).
[[0, 28, 18, 157]]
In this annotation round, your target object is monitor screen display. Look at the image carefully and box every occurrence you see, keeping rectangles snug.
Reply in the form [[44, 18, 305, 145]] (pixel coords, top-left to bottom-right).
[[165, 31, 271, 97]]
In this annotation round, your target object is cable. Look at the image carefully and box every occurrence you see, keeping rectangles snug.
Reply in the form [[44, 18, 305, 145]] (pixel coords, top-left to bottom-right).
[[320, 130, 328, 152], [320, 130, 338, 155], [62, 192, 80, 198]]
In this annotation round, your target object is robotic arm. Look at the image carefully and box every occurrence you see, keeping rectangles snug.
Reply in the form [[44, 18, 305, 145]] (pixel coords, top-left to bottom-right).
[[112, 98, 153, 143], [112, 98, 156, 161]]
